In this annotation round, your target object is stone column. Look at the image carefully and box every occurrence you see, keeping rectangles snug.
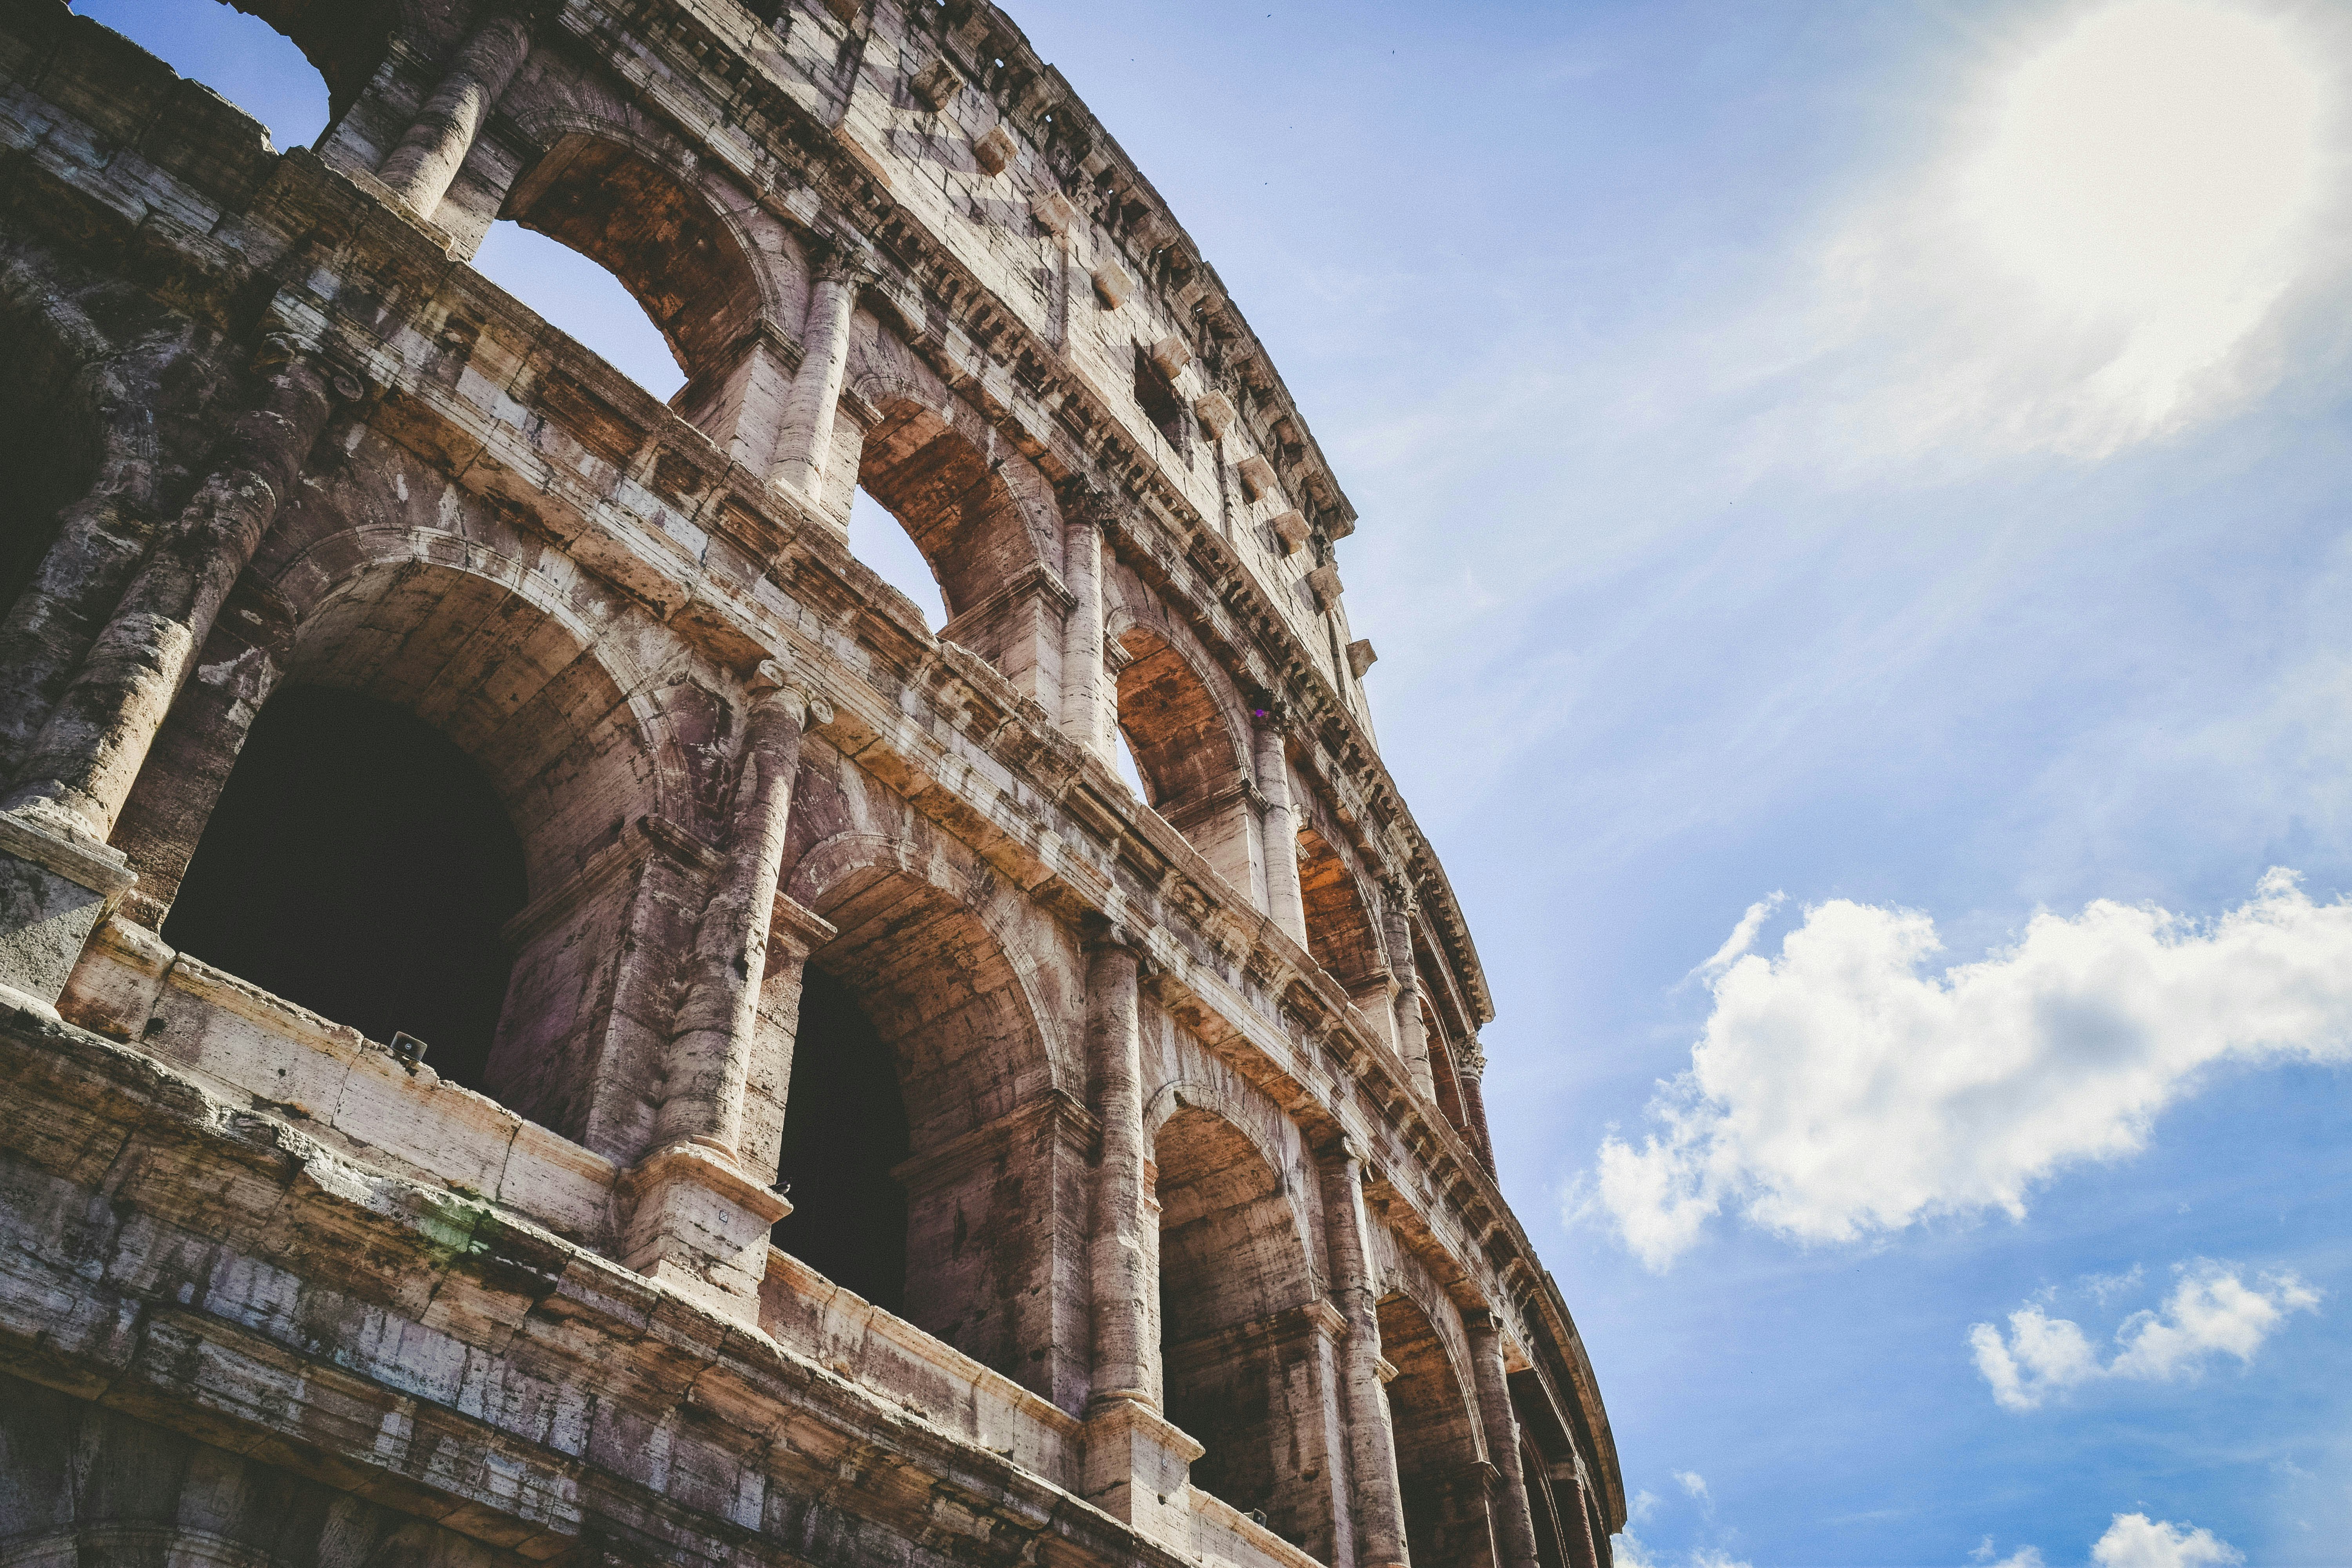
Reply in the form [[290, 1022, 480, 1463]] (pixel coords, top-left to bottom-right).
[[1080, 921, 1201, 1549], [1460, 1035, 1498, 1176], [1059, 490, 1112, 761], [1382, 880, 1435, 1102], [652, 661, 824, 1158], [0, 339, 345, 1014], [376, 6, 534, 220], [1085, 922, 1152, 1411], [1254, 705, 1307, 946], [621, 661, 821, 1320], [768, 247, 870, 501], [1320, 1138, 1410, 1568], [1466, 1310, 1543, 1568]]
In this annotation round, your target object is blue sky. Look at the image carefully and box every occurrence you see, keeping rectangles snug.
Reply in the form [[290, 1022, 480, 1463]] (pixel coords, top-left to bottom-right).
[[80, 3, 2352, 1564]]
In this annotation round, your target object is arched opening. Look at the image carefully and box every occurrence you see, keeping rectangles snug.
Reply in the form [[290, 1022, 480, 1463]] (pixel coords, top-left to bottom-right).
[[1113, 625, 1254, 895], [848, 484, 948, 629], [470, 223, 684, 400], [1298, 825, 1390, 1029], [1155, 1105, 1335, 1557], [847, 401, 1059, 702], [775, 846, 1078, 1408], [163, 686, 526, 1091], [1522, 1437, 1571, 1568], [1378, 1293, 1496, 1568], [132, 553, 666, 1145], [503, 136, 762, 387], [772, 966, 909, 1312], [74, 0, 350, 148]]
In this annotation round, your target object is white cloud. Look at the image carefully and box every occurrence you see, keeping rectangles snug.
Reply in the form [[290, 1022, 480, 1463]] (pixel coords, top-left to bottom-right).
[[1588, 871, 2352, 1269], [2091, 1514, 2242, 1568], [1674, 1470, 1710, 1502], [1969, 1261, 2319, 1410], [1988, 1551, 2046, 1568], [1691, 894, 1785, 983], [1630, 1489, 1661, 1524]]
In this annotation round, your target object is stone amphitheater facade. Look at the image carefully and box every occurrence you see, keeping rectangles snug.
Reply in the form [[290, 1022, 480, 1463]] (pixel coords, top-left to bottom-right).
[[0, 2, 1623, 1564]]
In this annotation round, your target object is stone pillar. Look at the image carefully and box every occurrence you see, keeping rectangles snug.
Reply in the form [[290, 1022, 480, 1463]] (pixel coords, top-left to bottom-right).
[[652, 661, 824, 1158], [1079, 921, 1201, 1548], [1084, 923, 1152, 1410], [376, 7, 534, 220], [0, 340, 345, 1015], [621, 661, 822, 1320], [1059, 493, 1112, 760], [1460, 1035, 1498, 1176], [1255, 706, 1307, 946], [1383, 880, 1435, 1102], [1466, 1310, 1543, 1568], [1320, 1138, 1410, 1568], [0, 331, 171, 782], [768, 247, 870, 501]]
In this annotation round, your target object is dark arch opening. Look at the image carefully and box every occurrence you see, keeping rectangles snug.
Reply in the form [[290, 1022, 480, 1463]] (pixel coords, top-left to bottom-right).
[[1114, 623, 1252, 892], [1155, 1105, 1334, 1557], [162, 686, 528, 1092], [1378, 1294, 1494, 1568], [772, 965, 910, 1313]]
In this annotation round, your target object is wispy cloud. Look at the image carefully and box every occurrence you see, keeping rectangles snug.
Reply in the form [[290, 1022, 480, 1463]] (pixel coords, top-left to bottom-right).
[[1689, 895, 1785, 984], [1583, 870, 2352, 1268], [1969, 1261, 2320, 1411]]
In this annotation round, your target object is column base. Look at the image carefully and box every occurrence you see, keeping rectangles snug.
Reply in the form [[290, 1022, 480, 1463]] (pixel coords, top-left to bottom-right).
[[616, 1138, 791, 1322], [0, 803, 134, 1013], [1082, 1397, 1202, 1546]]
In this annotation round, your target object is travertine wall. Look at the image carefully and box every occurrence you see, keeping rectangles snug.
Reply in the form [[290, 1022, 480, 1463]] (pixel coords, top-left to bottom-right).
[[0, 1, 1621, 1565]]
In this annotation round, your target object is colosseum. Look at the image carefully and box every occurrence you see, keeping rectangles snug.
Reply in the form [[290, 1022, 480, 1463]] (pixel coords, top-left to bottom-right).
[[0, 1, 1623, 1564]]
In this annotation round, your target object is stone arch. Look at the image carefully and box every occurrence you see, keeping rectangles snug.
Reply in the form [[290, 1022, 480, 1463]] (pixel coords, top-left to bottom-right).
[[1151, 1096, 1339, 1558], [844, 384, 1056, 608], [1298, 820, 1388, 1008], [499, 123, 782, 390], [264, 525, 679, 882], [780, 827, 1080, 1405], [151, 515, 684, 1143], [1379, 1288, 1497, 1568], [1105, 607, 1257, 898]]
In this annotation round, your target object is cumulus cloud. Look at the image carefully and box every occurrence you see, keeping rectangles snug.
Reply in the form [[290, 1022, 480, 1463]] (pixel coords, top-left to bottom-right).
[[2091, 1514, 2241, 1568], [1969, 1261, 2319, 1410], [1674, 1470, 1710, 1502], [1588, 871, 2352, 1269]]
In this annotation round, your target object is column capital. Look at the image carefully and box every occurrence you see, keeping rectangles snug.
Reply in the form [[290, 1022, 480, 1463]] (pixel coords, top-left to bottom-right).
[[1461, 1033, 1489, 1080], [810, 234, 881, 288], [1056, 475, 1125, 533], [1080, 913, 1157, 976], [746, 658, 831, 726], [1381, 872, 1420, 917]]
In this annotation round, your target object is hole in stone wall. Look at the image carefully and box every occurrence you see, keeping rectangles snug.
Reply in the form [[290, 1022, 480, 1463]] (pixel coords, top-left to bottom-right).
[[163, 686, 527, 1093], [1132, 343, 1188, 448], [1378, 1294, 1487, 1568], [72, 2, 332, 150], [849, 484, 947, 629], [1156, 1107, 1330, 1555], [471, 221, 686, 401], [773, 966, 911, 1312]]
